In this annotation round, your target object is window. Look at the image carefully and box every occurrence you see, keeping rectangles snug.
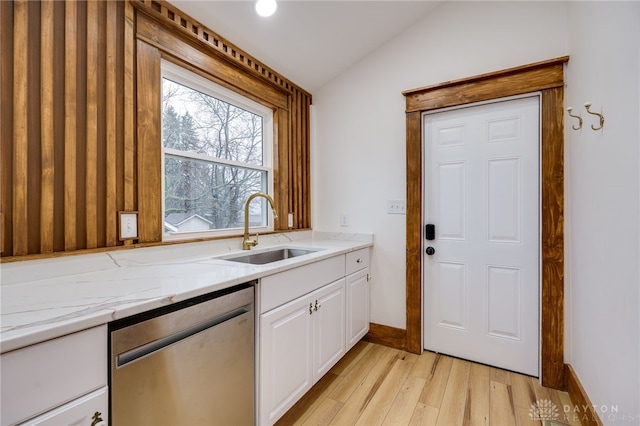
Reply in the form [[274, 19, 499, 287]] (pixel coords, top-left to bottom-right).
[[161, 61, 273, 240]]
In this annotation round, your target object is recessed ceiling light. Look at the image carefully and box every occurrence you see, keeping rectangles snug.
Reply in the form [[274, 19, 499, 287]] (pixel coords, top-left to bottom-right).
[[255, 0, 277, 17]]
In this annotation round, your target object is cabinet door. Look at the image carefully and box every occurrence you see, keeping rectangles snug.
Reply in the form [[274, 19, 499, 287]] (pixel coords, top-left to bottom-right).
[[1, 326, 107, 426], [346, 269, 370, 350], [260, 295, 313, 426], [312, 279, 346, 382]]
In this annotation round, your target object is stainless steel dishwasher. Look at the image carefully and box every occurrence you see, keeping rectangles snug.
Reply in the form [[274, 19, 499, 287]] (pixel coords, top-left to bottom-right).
[[109, 282, 255, 426]]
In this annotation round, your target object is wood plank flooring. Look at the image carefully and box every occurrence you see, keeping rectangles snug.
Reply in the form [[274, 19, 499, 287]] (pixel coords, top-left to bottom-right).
[[275, 341, 582, 426]]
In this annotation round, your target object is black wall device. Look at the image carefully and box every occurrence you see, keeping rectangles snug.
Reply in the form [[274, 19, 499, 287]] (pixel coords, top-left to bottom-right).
[[425, 224, 435, 240]]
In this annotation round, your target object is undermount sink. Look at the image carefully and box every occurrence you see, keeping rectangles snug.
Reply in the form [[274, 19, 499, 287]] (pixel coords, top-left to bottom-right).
[[221, 248, 320, 265]]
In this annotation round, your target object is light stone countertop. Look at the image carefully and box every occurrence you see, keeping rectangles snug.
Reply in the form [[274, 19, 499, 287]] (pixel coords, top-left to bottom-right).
[[0, 231, 373, 354]]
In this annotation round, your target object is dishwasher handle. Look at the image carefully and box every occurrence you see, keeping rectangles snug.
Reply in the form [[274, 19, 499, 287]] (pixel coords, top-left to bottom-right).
[[116, 306, 250, 368]]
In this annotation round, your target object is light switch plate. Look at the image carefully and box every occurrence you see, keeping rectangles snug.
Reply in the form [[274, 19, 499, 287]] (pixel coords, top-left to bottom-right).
[[387, 199, 406, 215], [119, 211, 138, 240]]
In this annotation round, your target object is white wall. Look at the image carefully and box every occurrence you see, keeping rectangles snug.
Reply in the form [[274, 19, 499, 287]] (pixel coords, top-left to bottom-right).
[[565, 2, 640, 424], [313, 0, 639, 423], [313, 1, 569, 329]]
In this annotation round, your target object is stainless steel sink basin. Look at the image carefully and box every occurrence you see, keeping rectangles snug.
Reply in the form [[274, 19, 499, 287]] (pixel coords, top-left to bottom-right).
[[222, 248, 319, 265]]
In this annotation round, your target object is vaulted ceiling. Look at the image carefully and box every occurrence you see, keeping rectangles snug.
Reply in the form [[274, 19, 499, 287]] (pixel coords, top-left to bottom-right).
[[169, 1, 441, 92]]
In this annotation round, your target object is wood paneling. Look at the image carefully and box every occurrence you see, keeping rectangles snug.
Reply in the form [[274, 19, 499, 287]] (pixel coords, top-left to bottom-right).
[[403, 57, 568, 390], [40, 0, 55, 254], [123, 1, 136, 215], [304, 95, 311, 228], [288, 89, 311, 228], [136, 40, 162, 243], [1, 1, 14, 255], [85, 0, 98, 249], [1, 0, 311, 259], [12, 0, 28, 256], [292, 90, 300, 229], [63, 0, 77, 251], [275, 107, 290, 230], [105, 0, 118, 247], [2, 0, 130, 257]]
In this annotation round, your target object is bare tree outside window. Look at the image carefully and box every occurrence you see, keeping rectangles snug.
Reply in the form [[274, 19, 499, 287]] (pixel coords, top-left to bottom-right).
[[162, 77, 270, 235]]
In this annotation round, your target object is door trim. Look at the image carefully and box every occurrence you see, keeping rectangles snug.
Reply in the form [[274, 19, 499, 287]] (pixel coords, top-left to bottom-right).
[[403, 56, 569, 390]]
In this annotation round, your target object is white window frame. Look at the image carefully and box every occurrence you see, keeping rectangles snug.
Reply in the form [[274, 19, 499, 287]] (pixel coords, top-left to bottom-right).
[[161, 60, 274, 241]]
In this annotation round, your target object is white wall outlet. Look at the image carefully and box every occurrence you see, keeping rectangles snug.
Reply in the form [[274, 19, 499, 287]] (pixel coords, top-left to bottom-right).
[[288, 213, 294, 228], [340, 213, 349, 227], [387, 199, 406, 215], [119, 212, 138, 240]]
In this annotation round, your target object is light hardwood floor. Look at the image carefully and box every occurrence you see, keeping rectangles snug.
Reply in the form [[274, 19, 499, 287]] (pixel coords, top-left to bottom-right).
[[275, 341, 582, 426]]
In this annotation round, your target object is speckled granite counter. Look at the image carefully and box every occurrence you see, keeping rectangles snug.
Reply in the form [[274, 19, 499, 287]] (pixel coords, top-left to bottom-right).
[[0, 231, 373, 353]]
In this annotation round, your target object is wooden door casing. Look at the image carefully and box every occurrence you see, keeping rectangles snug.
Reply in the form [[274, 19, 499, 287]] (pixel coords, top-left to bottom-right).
[[403, 57, 568, 390]]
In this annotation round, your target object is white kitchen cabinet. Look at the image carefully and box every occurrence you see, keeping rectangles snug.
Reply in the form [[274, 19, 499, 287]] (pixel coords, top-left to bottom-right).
[[20, 388, 108, 426], [312, 279, 346, 381], [259, 278, 345, 426], [259, 291, 313, 426], [0, 326, 108, 426], [345, 248, 371, 351], [257, 247, 372, 425], [259, 255, 344, 314]]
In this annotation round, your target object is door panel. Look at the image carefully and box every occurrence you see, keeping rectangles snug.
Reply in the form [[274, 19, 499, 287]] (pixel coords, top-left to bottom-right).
[[423, 95, 540, 376], [435, 261, 467, 330], [437, 162, 466, 240], [487, 265, 522, 340], [488, 158, 521, 243]]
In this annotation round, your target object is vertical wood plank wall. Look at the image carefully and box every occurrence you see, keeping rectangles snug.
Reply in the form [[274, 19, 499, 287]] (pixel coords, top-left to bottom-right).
[[40, 0, 55, 254], [63, 0, 78, 251], [0, 0, 312, 259], [135, 39, 162, 243], [1, 0, 132, 256]]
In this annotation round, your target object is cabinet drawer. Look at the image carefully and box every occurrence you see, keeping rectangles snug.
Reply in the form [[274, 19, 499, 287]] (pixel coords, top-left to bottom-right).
[[1, 326, 107, 426], [346, 248, 370, 275], [20, 387, 108, 426], [260, 255, 344, 313]]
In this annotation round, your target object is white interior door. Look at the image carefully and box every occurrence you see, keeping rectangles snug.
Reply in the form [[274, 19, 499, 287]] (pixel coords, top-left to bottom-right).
[[423, 95, 540, 376]]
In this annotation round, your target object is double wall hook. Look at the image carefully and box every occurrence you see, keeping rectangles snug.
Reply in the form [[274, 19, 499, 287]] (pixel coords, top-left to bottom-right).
[[567, 107, 583, 130], [584, 102, 605, 130]]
